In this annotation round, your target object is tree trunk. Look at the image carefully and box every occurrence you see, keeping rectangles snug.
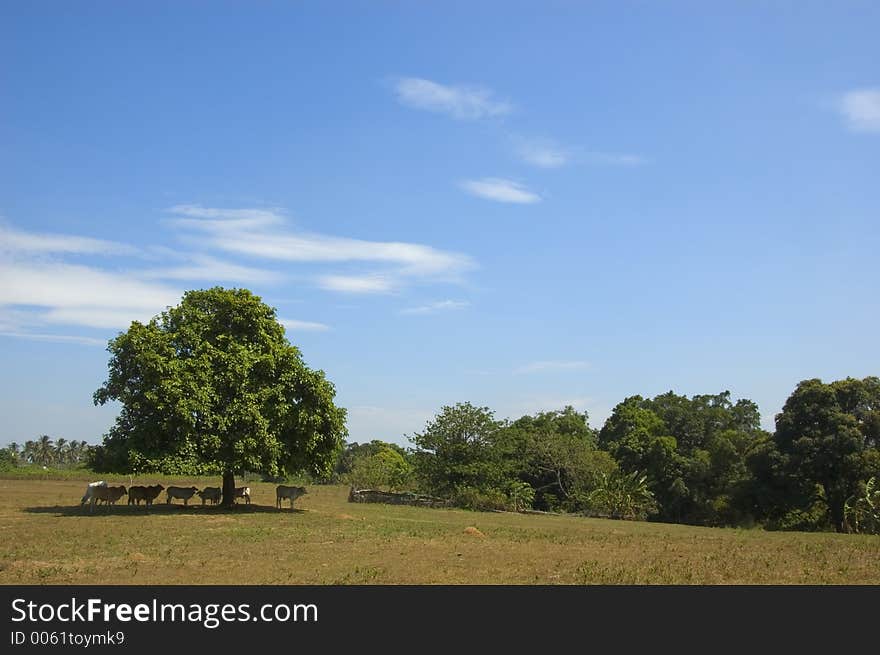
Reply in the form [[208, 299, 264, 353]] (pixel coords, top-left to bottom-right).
[[222, 471, 236, 508]]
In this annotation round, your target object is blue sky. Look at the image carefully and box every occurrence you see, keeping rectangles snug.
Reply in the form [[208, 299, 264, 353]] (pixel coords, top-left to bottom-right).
[[1, 2, 878, 447]]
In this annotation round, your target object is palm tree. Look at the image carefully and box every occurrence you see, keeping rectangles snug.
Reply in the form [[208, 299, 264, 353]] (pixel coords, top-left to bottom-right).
[[8, 442, 21, 464], [54, 438, 69, 466], [22, 440, 36, 465], [66, 440, 79, 464], [34, 435, 55, 466]]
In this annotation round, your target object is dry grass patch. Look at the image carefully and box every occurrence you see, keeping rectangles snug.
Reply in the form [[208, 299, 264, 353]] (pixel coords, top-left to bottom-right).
[[1, 478, 879, 584]]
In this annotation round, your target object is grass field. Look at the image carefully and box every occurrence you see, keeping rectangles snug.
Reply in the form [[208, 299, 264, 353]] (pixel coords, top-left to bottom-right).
[[1, 474, 879, 584]]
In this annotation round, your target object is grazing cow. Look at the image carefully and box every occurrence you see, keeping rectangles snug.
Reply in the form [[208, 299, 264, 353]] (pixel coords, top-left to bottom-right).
[[197, 487, 221, 505], [165, 486, 199, 505], [80, 480, 107, 507], [233, 486, 251, 504], [88, 485, 127, 513], [128, 484, 165, 506], [276, 485, 307, 509]]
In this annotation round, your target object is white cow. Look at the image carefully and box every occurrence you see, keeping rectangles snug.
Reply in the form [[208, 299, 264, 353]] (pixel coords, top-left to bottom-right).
[[166, 486, 199, 505], [276, 485, 307, 509], [80, 480, 107, 507]]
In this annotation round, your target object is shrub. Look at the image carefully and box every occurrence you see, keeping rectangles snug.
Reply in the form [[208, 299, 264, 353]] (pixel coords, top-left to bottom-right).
[[0, 448, 16, 472], [586, 470, 658, 521], [451, 486, 509, 511], [844, 477, 880, 534]]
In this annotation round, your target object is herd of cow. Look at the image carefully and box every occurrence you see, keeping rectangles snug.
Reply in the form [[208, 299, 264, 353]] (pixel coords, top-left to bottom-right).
[[79, 480, 307, 513]]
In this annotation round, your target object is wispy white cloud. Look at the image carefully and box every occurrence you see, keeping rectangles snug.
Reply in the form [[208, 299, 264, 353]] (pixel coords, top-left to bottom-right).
[[515, 360, 590, 374], [0, 260, 179, 314], [142, 254, 281, 284], [169, 205, 475, 289], [583, 151, 647, 166], [41, 307, 156, 329], [838, 88, 880, 133], [168, 204, 284, 228], [316, 274, 395, 294], [279, 318, 330, 332], [460, 178, 541, 204], [0, 224, 137, 256], [0, 259, 180, 330], [393, 77, 511, 120], [0, 199, 478, 338], [0, 331, 107, 346], [401, 300, 470, 315], [512, 135, 646, 169], [515, 138, 570, 168]]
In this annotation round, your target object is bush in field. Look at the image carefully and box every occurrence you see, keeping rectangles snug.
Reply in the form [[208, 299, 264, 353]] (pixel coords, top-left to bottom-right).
[[346, 446, 413, 492], [506, 480, 535, 512], [586, 470, 657, 521], [506, 407, 616, 513], [0, 448, 16, 471], [451, 486, 509, 511], [766, 485, 833, 532], [844, 477, 880, 535], [410, 402, 509, 498]]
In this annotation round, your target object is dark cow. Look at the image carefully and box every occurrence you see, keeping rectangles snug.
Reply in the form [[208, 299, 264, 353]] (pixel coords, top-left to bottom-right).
[[129, 484, 165, 506], [197, 487, 221, 505]]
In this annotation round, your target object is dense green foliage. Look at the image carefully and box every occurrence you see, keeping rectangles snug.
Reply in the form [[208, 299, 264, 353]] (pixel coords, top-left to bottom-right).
[[344, 441, 413, 491], [597, 391, 765, 526], [371, 376, 880, 532], [767, 377, 880, 531], [90, 288, 347, 501], [409, 402, 510, 500]]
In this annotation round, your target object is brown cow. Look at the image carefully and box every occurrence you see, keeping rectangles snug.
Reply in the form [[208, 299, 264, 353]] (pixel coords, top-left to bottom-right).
[[88, 485, 127, 513]]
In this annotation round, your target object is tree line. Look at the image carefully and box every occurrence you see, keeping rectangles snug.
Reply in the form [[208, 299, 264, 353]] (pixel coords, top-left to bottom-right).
[[3, 288, 875, 533], [1, 436, 93, 469], [331, 376, 880, 534]]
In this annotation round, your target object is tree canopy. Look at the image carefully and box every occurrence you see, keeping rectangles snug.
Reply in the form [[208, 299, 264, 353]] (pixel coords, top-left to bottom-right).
[[769, 376, 880, 530], [93, 287, 347, 504]]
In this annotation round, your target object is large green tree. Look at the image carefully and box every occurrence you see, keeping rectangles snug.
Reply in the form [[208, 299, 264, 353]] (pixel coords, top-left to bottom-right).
[[506, 407, 616, 511], [93, 287, 347, 506], [409, 402, 507, 499], [772, 376, 880, 530], [598, 391, 766, 525]]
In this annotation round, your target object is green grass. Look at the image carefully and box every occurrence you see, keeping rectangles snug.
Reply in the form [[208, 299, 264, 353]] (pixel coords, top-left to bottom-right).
[[1, 477, 878, 584]]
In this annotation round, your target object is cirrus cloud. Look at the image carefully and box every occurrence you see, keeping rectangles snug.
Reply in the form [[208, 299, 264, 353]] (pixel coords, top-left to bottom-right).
[[460, 178, 541, 204], [393, 77, 511, 120], [838, 88, 880, 133]]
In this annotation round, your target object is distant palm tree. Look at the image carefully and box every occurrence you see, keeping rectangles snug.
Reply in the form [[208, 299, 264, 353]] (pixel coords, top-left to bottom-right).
[[8, 442, 21, 463], [22, 440, 36, 465], [54, 438, 69, 465], [34, 435, 55, 466], [78, 440, 91, 463]]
